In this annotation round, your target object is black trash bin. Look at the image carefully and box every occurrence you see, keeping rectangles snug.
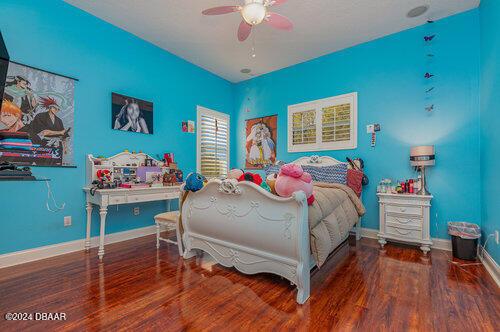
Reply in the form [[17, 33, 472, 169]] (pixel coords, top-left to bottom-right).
[[448, 222, 481, 260]]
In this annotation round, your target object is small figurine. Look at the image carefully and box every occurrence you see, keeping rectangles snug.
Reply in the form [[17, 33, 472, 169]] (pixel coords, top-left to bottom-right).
[[163, 172, 177, 186]]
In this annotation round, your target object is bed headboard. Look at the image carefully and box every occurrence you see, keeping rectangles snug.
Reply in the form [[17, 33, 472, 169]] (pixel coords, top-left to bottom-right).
[[291, 155, 347, 167]]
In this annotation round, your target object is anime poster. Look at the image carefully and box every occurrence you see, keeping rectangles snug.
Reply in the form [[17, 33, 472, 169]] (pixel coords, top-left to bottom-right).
[[245, 115, 277, 169], [1, 62, 75, 166], [112, 92, 153, 134]]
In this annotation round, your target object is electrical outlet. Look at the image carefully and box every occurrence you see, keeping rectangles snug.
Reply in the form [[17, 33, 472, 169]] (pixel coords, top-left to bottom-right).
[[495, 230, 499, 245], [133, 207, 140, 216], [64, 216, 72, 227]]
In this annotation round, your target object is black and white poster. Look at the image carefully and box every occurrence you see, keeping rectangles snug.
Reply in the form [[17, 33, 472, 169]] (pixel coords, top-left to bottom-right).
[[112, 92, 153, 134], [1, 62, 75, 167]]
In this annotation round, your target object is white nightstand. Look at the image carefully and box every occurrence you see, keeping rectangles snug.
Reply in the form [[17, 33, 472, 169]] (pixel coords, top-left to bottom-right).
[[377, 193, 433, 254]]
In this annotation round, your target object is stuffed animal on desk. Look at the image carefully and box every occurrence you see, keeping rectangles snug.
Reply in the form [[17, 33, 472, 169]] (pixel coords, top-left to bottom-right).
[[184, 172, 207, 192], [275, 163, 315, 205]]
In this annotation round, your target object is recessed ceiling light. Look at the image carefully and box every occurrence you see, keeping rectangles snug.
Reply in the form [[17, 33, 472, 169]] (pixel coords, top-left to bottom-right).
[[240, 68, 252, 74], [407, 5, 429, 18]]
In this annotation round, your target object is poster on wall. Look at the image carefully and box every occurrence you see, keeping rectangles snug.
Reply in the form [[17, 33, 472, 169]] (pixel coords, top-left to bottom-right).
[[245, 115, 277, 169], [112, 92, 153, 134], [1, 62, 75, 167]]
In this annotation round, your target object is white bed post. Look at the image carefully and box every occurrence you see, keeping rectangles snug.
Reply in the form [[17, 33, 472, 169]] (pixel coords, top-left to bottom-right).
[[294, 191, 310, 304]]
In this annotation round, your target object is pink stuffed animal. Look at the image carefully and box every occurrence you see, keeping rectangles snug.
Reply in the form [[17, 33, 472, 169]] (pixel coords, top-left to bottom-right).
[[275, 163, 315, 205]]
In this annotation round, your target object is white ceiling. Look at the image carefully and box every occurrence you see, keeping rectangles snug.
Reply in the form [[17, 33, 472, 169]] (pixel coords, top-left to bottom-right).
[[64, 0, 479, 83]]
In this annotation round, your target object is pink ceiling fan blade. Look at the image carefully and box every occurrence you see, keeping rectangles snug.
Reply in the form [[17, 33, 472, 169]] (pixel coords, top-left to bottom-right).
[[266, 0, 288, 6], [202, 6, 240, 15], [238, 21, 252, 42], [265, 12, 293, 30]]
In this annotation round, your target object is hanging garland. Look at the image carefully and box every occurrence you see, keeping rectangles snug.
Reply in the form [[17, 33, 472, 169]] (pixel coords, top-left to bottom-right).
[[424, 19, 435, 113]]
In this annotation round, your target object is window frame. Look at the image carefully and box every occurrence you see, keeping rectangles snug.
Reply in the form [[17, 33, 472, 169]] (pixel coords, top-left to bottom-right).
[[287, 92, 357, 152], [196, 105, 230, 178]]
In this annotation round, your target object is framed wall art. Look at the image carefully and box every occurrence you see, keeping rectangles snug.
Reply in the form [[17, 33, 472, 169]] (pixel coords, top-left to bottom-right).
[[112, 92, 153, 134], [1, 61, 76, 167], [245, 115, 277, 169]]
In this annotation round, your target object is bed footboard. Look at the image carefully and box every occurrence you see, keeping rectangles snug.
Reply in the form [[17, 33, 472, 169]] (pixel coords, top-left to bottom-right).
[[181, 179, 310, 304]]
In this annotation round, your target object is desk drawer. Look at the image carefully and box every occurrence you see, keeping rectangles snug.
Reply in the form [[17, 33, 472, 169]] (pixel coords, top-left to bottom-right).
[[386, 225, 422, 241], [386, 215, 422, 229], [385, 204, 422, 217], [109, 195, 127, 205], [127, 193, 169, 203]]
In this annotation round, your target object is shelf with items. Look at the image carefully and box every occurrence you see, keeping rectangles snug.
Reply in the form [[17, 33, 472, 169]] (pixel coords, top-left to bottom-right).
[[85, 152, 183, 189]]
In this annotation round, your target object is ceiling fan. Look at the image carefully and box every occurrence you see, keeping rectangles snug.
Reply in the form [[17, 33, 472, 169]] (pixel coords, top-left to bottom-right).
[[202, 0, 293, 42]]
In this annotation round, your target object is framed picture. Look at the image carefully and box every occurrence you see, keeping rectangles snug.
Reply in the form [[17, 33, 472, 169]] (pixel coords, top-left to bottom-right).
[[245, 115, 277, 169], [1, 61, 76, 167], [111, 92, 153, 134]]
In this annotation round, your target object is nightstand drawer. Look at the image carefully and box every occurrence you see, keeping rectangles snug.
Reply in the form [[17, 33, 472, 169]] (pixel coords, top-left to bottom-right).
[[385, 204, 422, 216], [386, 215, 422, 229], [386, 225, 422, 240]]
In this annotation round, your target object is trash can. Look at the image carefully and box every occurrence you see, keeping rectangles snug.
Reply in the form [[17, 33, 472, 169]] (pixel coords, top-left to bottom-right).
[[448, 222, 481, 260]]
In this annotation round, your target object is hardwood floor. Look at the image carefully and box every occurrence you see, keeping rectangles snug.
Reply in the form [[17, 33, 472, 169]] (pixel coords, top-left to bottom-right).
[[0, 235, 498, 331]]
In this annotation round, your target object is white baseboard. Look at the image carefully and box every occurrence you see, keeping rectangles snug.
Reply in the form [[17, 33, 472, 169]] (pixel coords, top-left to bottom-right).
[[0, 225, 157, 269], [478, 247, 500, 288], [360, 227, 452, 251]]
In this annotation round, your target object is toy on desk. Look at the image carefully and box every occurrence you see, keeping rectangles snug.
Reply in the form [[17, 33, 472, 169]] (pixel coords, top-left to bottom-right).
[[163, 172, 178, 186], [184, 172, 206, 192], [96, 169, 112, 182]]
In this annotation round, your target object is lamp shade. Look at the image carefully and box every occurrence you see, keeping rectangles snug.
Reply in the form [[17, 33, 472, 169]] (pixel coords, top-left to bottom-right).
[[410, 145, 435, 167]]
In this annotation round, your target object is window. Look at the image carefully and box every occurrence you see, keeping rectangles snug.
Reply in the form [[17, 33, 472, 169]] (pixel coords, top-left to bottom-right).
[[288, 92, 357, 152], [197, 106, 230, 178]]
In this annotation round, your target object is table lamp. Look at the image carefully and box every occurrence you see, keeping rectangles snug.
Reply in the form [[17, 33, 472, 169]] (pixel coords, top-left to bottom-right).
[[410, 145, 435, 195]]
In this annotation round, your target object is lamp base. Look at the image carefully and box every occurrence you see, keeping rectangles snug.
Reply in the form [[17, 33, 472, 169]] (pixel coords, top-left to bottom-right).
[[417, 165, 431, 196]]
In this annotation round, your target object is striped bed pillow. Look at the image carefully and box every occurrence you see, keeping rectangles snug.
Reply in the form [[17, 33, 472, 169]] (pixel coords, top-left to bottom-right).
[[302, 164, 348, 185]]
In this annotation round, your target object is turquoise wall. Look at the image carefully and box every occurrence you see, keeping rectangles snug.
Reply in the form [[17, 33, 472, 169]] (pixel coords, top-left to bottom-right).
[[480, 0, 500, 263], [0, 0, 233, 254], [232, 10, 481, 240]]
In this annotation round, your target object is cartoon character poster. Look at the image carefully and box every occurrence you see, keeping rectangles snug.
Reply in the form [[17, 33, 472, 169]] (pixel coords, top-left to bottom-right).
[[112, 92, 153, 134], [245, 115, 277, 169], [1, 62, 75, 166]]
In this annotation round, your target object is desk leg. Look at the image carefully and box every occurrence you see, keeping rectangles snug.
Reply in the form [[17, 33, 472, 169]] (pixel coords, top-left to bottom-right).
[[98, 206, 108, 260], [85, 203, 93, 251], [166, 199, 171, 212]]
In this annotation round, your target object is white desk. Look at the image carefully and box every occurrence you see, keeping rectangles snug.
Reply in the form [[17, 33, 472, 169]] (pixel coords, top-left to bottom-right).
[[83, 185, 182, 260]]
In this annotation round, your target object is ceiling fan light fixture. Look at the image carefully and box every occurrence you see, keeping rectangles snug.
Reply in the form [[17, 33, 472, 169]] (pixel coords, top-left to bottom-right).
[[242, 2, 267, 25]]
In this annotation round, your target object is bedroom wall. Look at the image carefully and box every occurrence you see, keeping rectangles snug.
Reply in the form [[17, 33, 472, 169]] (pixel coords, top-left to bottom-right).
[[232, 10, 481, 239], [479, 0, 500, 263], [0, 0, 233, 254]]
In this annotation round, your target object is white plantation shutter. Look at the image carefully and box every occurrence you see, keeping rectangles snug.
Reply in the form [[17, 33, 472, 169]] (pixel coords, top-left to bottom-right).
[[197, 106, 230, 178], [288, 93, 357, 152]]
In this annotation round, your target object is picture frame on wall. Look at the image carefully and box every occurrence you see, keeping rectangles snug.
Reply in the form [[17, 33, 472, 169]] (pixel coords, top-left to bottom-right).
[[111, 92, 153, 134], [1, 61, 76, 167], [245, 115, 277, 169]]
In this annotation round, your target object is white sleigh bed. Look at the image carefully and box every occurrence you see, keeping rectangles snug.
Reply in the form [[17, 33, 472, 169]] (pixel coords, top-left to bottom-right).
[[180, 156, 363, 304]]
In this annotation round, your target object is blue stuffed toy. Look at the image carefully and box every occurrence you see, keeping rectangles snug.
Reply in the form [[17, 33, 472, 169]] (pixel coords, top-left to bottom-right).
[[184, 172, 207, 192]]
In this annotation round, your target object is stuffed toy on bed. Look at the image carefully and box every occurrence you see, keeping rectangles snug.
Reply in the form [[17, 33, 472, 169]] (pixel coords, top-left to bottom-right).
[[237, 172, 271, 192], [275, 163, 315, 205], [184, 172, 207, 192], [227, 168, 244, 180]]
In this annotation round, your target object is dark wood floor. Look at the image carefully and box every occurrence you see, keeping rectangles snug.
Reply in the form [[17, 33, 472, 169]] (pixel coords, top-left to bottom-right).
[[0, 234, 498, 331]]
